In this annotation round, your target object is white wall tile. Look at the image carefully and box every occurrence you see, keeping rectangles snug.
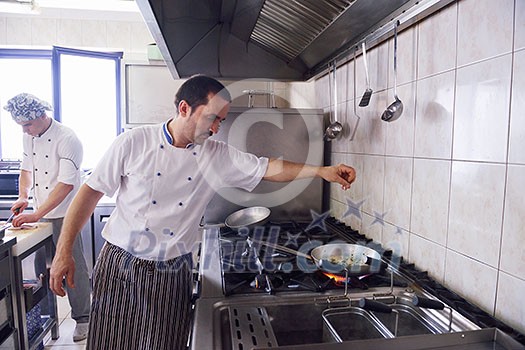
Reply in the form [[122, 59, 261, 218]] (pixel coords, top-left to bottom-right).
[[330, 198, 346, 223], [360, 90, 388, 155], [224, 79, 269, 106], [287, 82, 316, 109], [388, 26, 417, 88], [516, 0, 525, 51], [361, 155, 385, 216], [315, 73, 330, 109], [409, 234, 446, 283], [495, 272, 525, 334], [457, 0, 514, 66], [509, 49, 525, 164], [411, 159, 451, 245], [57, 19, 82, 47], [361, 211, 382, 243], [337, 100, 355, 146], [500, 165, 525, 280], [330, 153, 346, 203], [31, 18, 56, 46], [346, 59, 356, 105], [0, 17, 7, 45], [330, 101, 348, 153], [414, 71, 455, 159], [345, 99, 362, 152], [382, 223, 409, 259], [448, 161, 505, 267], [444, 250, 498, 314], [81, 20, 107, 48], [130, 22, 153, 54], [356, 41, 389, 94], [453, 54, 512, 162], [383, 157, 412, 230], [6, 17, 31, 44], [384, 82, 416, 157], [417, 3, 457, 78], [342, 197, 364, 233], [345, 153, 364, 203], [106, 21, 131, 52], [334, 62, 348, 104]]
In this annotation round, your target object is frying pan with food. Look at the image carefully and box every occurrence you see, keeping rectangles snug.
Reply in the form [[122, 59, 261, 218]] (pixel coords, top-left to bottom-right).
[[257, 241, 384, 276], [310, 243, 383, 275]]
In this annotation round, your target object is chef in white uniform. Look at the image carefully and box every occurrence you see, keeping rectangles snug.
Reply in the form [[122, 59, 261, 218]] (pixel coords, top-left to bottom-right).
[[4, 93, 91, 342], [49, 75, 357, 350]]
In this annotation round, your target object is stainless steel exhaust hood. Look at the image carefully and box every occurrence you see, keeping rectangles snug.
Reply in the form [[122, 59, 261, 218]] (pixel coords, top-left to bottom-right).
[[136, 0, 453, 81]]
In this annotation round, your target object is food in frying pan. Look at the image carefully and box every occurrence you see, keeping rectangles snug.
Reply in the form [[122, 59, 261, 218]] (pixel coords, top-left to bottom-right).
[[328, 252, 367, 266]]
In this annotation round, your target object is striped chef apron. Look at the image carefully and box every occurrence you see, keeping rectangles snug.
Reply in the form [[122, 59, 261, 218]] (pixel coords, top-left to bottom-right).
[[87, 242, 193, 350]]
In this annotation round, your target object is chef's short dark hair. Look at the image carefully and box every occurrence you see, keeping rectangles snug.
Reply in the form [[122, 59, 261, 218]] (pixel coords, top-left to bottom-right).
[[175, 75, 231, 113]]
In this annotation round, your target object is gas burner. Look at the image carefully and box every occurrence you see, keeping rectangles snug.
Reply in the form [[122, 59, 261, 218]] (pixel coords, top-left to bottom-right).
[[219, 220, 398, 296], [250, 274, 285, 294], [320, 271, 369, 290]]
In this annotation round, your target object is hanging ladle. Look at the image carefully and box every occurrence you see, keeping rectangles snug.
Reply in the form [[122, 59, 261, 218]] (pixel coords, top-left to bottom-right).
[[325, 60, 343, 140], [381, 20, 403, 122]]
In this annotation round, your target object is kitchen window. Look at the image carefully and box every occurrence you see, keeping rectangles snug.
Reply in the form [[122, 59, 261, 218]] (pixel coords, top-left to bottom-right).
[[0, 47, 123, 170]]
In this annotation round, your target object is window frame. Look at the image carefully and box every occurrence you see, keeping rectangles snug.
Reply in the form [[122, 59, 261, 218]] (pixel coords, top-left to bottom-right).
[[52, 46, 123, 133], [0, 47, 123, 161]]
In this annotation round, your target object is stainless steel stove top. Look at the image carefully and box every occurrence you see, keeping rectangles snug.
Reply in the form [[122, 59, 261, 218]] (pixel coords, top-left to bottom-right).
[[190, 218, 525, 349]]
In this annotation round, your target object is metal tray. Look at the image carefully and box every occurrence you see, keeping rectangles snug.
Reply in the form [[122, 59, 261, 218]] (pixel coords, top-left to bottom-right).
[[322, 306, 393, 343], [371, 303, 445, 336]]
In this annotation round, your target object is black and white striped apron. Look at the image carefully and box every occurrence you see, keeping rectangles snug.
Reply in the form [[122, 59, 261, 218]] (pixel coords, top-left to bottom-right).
[[87, 242, 193, 350]]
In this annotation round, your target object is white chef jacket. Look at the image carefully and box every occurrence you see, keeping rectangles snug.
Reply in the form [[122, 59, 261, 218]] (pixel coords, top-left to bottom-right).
[[20, 119, 83, 218], [86, 121, 269, 261]]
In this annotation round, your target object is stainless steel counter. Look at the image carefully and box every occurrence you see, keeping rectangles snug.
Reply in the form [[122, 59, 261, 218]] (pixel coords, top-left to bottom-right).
[[190, 227, 524, 350]]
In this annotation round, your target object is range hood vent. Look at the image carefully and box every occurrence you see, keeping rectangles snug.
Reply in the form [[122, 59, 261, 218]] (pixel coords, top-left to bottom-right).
[[136, 0, 453, 81], [250, 0, 355, 62]]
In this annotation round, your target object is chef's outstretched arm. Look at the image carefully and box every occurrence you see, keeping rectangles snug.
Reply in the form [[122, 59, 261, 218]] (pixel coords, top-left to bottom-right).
[[263, 158, 356, 190], [50, 184, 104, 297]]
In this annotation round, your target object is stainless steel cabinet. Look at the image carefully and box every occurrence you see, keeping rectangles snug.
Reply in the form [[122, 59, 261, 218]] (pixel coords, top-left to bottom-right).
[[79, 218, 94, 276], [0, 239, 17, 349], [93, 205, 115, 262]]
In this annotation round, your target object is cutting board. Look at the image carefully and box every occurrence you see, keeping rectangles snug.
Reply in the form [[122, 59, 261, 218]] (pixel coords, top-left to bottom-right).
[[4, 222, 53, 256]]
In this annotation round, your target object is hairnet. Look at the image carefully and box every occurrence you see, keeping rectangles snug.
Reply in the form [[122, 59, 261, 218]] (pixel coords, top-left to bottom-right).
[[3, 93, 53, 122]]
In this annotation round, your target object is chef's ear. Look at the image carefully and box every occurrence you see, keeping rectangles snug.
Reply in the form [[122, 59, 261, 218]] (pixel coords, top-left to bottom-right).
[[178, 100, 192, 118]]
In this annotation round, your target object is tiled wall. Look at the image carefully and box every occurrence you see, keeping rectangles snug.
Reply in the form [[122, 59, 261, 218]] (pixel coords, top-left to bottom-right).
[[317, 0, 524, 333], [0, 8, 155, 61]]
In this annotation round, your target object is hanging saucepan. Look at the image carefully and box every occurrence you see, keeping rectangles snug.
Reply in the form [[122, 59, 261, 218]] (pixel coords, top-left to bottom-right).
[[257, 241, 383, 277]]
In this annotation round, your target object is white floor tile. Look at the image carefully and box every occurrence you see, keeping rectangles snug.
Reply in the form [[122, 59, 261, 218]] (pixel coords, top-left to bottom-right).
[[43, 296, 86, 349], [45, 318, 86, 347]]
